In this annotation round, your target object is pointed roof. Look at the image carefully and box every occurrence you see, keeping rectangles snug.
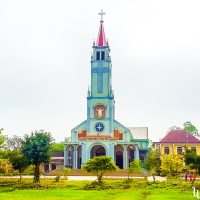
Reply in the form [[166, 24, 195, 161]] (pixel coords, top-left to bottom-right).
[[96, 10, 107, 47], [159, 130, 200, 143], [96, 21, 107, 46]]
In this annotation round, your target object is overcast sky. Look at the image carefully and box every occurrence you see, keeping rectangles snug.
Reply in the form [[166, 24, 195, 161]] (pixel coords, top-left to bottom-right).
[[0, 0, 200, 142]]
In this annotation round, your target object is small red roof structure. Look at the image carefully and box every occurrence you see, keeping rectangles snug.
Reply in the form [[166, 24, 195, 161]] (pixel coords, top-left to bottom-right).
[[159, 130, 200, 143]]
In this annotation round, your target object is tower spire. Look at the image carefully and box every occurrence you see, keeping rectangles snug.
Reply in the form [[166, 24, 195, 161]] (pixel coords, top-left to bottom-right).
[[96, 10, 107, 47]]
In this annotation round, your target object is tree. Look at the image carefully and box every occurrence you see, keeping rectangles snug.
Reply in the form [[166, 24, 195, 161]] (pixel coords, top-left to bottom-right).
[[160, 154, 185, 176], [83, 156, 118, 183], [0, 128, 6, 149], [51, 143, 64, 152], [183, 122, 199, 136], [0, 159, 12, 174], [8, 150, 29, 181], [185, 148, 200, 174], [128, 160, 143, 180], [145, 149, 161, 182], [21, 130, 54, 183], [6, 135, 23, 150]]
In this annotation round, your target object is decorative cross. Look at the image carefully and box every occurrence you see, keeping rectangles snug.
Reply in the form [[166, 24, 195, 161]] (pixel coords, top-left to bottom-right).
[[95, 122, 104, 132], [98, 9, 106, 22], [92, 66, 109, 93]]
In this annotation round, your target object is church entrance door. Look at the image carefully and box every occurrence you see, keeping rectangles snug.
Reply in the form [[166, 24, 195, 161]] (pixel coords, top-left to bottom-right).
[[90, 145, 106, 158], [116, 151, 123, 169], [115, 145, 124, 169]]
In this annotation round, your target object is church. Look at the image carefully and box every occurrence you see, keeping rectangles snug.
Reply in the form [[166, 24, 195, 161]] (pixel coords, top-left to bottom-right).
[[63, 11, 149, 169]]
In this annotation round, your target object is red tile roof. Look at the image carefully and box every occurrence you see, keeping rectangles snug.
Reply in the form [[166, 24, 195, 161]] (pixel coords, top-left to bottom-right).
[[159, 130, 200, 143]]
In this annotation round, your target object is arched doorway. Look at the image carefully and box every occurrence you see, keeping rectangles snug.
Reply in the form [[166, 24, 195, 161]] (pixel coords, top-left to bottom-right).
[[127, 145, 135, 164], [115, 145, 124, 169], [77, 145, 82, 169], [90, 145, 106, 158]]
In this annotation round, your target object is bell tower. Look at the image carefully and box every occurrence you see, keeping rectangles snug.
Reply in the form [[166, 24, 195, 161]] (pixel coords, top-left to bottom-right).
[[87, 10, 115, 135]]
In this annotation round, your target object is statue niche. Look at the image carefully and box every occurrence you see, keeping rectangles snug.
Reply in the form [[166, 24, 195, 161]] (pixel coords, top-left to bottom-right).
[[94, 104, 106, 119]]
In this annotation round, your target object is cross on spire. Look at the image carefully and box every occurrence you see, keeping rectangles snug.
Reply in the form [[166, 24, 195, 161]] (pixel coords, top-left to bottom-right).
[[98, 9, 106, 22], [96, 9, 107, 46]]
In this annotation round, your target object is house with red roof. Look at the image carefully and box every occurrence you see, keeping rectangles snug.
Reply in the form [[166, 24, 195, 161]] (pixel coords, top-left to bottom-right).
[[153, 130, 200, 155]]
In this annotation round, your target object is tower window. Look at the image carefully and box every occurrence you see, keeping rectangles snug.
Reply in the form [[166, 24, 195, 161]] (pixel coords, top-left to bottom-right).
[[96, 51, 100, 60], [101, 51, 105, 60]]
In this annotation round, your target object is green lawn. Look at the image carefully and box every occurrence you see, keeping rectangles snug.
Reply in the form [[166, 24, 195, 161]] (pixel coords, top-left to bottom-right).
[[0, 179, 196, 200], [0, 188, 195, 200]]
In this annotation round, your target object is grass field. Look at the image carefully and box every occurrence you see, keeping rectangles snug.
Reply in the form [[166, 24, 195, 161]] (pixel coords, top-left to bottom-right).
[[0, 178, 196, 200], [0, 188, 195, 200]]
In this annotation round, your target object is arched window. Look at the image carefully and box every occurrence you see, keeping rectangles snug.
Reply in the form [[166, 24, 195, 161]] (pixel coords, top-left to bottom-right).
[[101, 51, 105, 60], [96, 51, 100, 60]]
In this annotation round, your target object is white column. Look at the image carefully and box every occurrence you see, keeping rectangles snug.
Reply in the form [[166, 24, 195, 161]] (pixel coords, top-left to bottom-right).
[[109, 143, 115, 161], [134, 145, 139, 160], [64, 145, 67, 167], [81, 143, 87, 167], [123, 145, 128, 169], [66, 147, 69, 166], [73, 145, 77, 169], [48, 164, 51, 172]]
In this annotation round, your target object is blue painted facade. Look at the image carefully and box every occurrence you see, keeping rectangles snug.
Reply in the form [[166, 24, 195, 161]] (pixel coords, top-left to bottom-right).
[[63, 16, 149, 169]]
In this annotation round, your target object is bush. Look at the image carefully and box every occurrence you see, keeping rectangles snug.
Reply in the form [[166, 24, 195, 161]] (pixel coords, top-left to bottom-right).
[[0, 187, 15, 193], [55, 176, 60, 182], [48, 166, 69, 179]]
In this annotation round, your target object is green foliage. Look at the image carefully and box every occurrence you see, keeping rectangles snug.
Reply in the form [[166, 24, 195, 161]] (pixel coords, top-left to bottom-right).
[[51, 166, 69, 179], [55, 176, 60, 182], [145, 149, 161, 181], [0, 159, 12, 174], [8, 150, 29, 181], [185, 148, 200, 174], [128, 160, 143, 177], [51, 143, 64, 152], [183, 121, 199, 136], [0, 129, 6, 149], [6, 135, 22, 150], [83, 156, 118, 183], [21, 130, 54, 183], [160, 154, 185, 176]]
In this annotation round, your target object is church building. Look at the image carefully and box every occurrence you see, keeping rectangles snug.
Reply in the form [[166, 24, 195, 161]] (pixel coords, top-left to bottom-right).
[[63, 11, 149, 169]]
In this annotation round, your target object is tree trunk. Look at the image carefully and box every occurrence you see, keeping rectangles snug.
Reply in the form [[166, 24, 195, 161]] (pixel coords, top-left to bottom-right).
[[34, 164, 40, 183], [19, 172, 22, 182], [153, 175, 156, 182], [98, 172, 103, 183]]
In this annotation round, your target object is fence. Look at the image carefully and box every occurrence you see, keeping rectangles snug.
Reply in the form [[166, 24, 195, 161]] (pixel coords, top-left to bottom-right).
[[193, 186, 200, 199]]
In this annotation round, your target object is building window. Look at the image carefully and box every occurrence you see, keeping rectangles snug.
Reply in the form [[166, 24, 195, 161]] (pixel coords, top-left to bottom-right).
[[191, 147, 196, 154], [52, 164, 56, 170], [96, 51, 100, 60], [101, 51, 105, 60], [177, 146, 183, 154], [164, 147, 170, 154]]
